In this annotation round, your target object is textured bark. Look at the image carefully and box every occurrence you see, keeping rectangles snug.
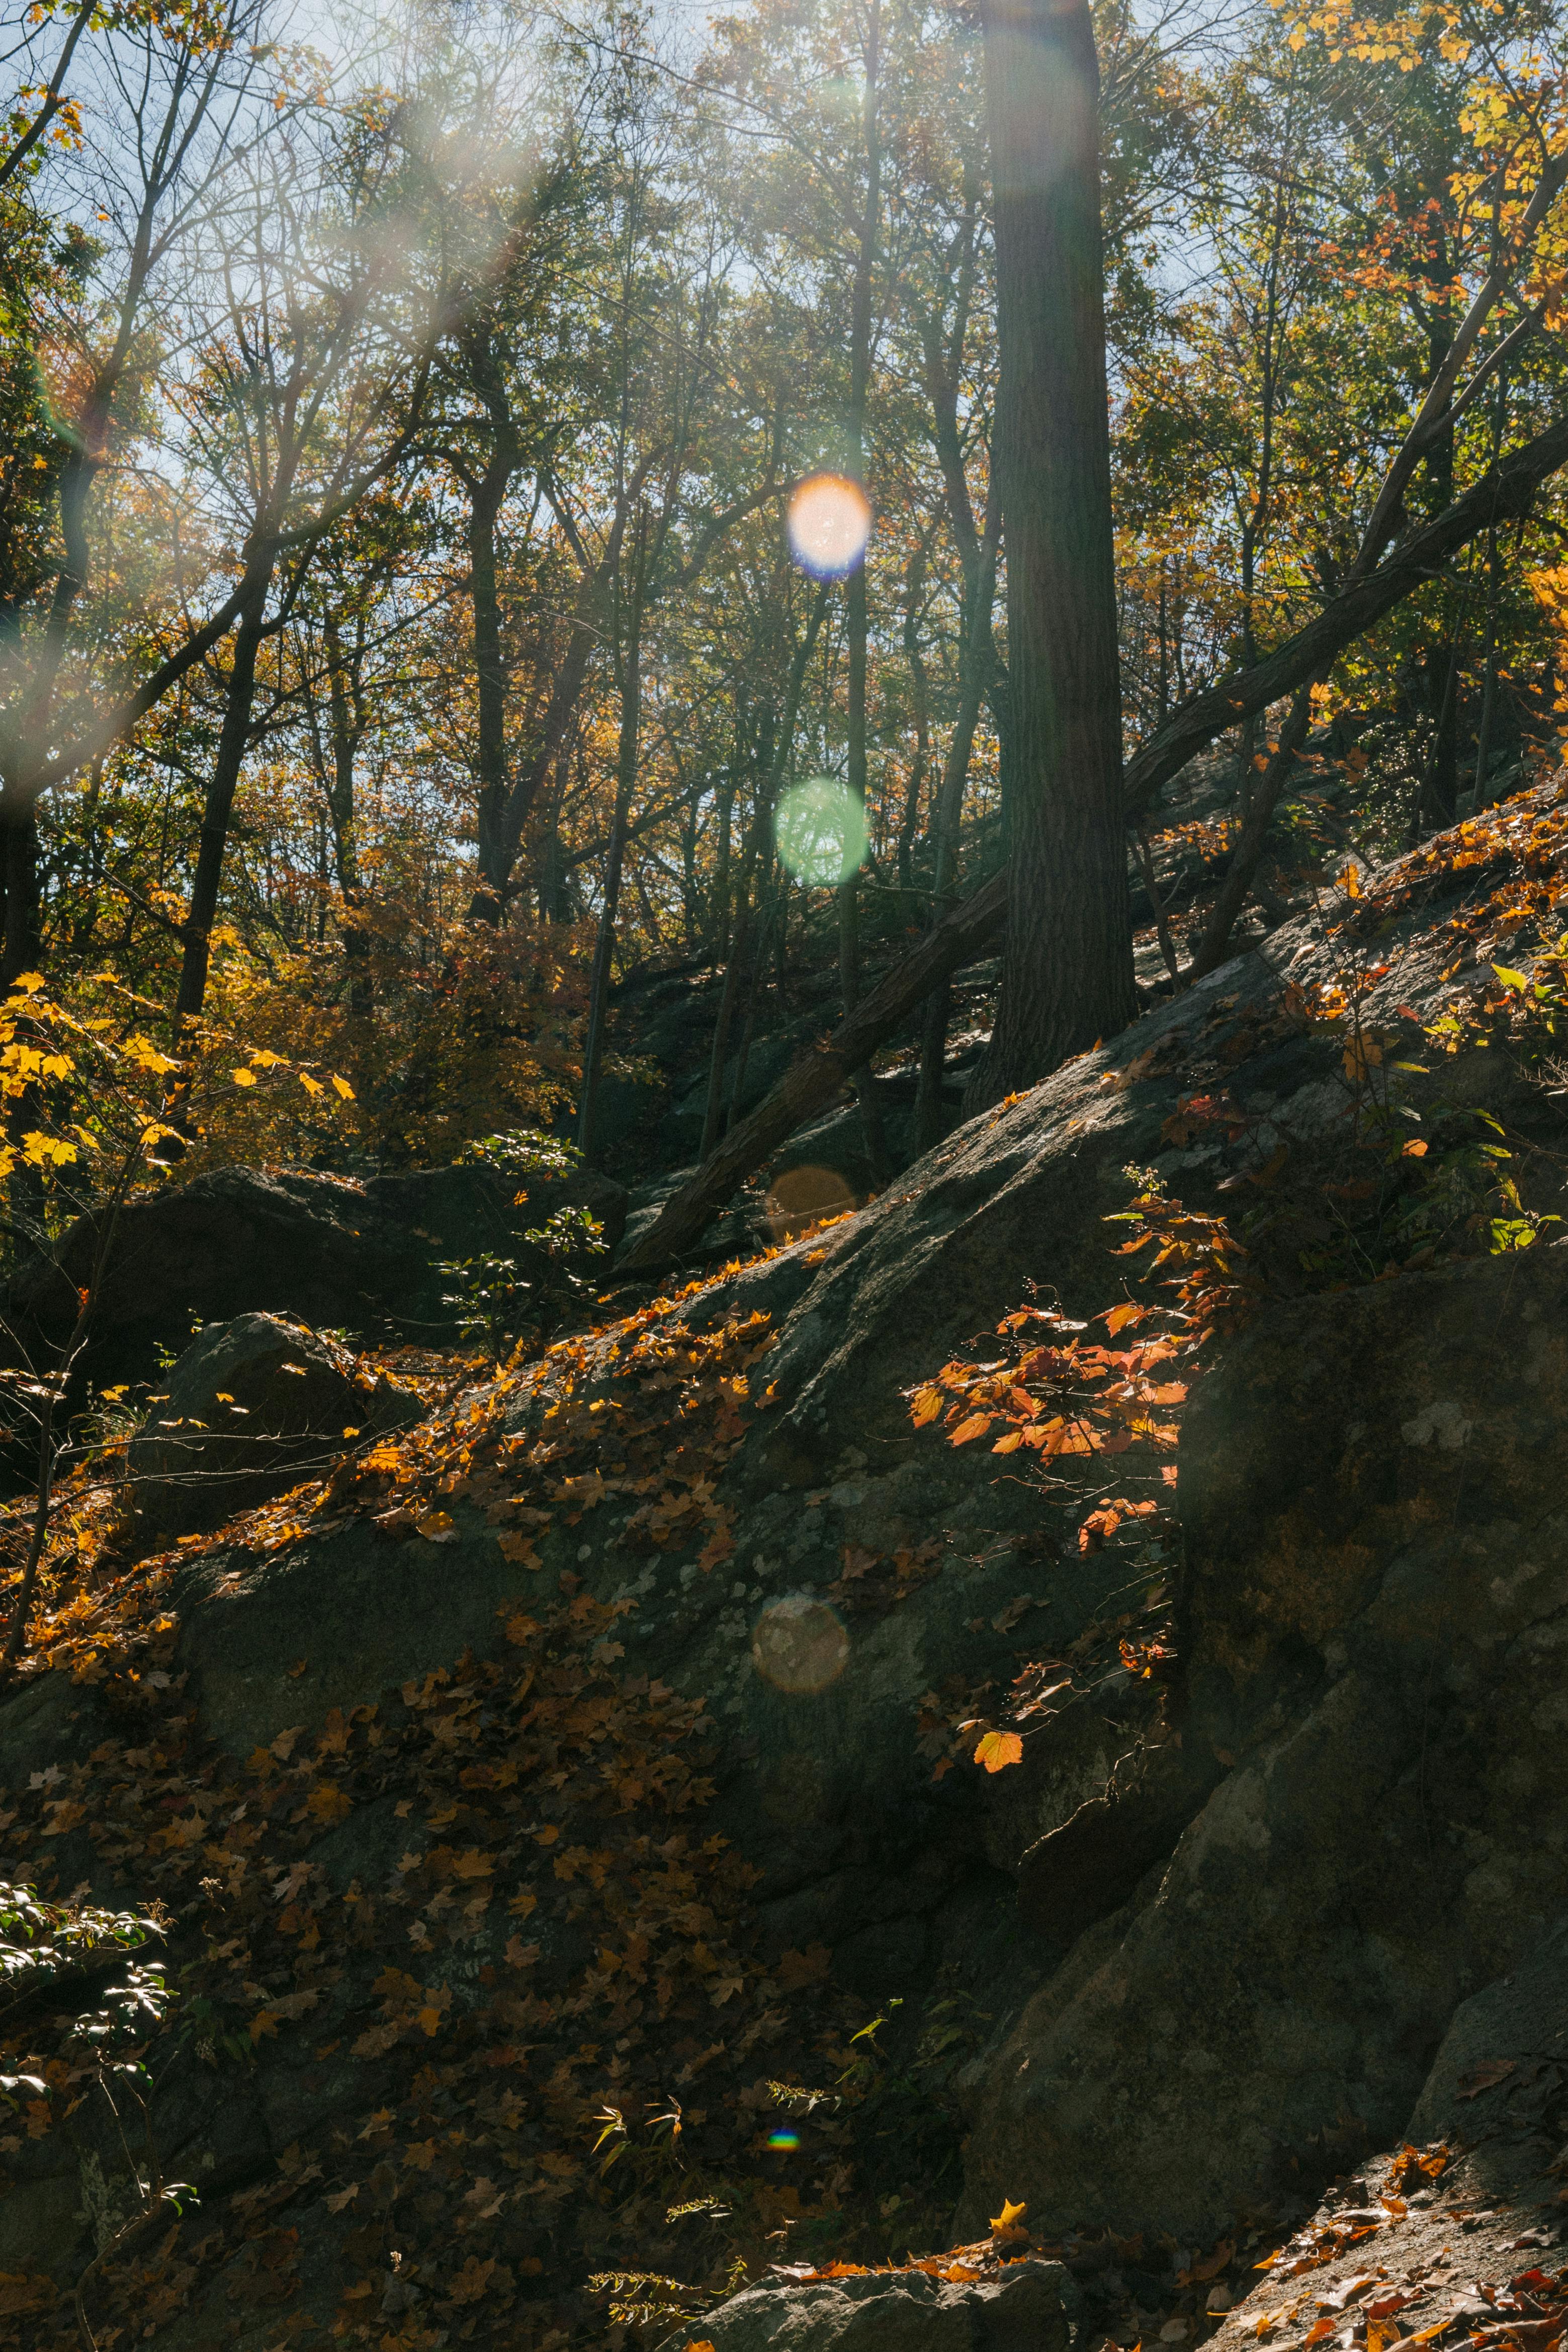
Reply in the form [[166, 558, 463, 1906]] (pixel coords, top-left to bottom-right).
[[973, 0, 1136, 1106], [616, 867, 1009, 1274]]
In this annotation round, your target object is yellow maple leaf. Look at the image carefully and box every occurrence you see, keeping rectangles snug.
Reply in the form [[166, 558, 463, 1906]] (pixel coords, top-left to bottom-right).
[[973, 1730, 1023, 1774]]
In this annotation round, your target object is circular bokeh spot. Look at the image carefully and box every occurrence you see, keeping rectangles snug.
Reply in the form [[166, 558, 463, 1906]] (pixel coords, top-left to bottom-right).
[[764, 1162, 857, 1244], [751, 1594, 850, 1696], [787, 472, 872, 578], [774, 774, 868, 887]]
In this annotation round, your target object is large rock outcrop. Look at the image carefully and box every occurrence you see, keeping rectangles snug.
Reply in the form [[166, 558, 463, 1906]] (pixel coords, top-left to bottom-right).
[[0, 1158, 626, 1393], [958, 1245, 1568, 2242]]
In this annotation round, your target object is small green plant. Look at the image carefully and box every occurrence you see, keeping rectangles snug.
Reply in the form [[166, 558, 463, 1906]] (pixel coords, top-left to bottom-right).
[[438, 1204, 608, 1357], [436, 1250, 528, 1357], [457, 1128, 582, 1178], [0, 1882, 194, 2336]]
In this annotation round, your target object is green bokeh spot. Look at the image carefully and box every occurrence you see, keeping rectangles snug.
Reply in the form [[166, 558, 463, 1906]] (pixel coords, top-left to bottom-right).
[[774, 776, 867, 887]]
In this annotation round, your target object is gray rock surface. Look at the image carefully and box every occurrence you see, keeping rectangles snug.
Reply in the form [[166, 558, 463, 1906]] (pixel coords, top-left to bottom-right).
[[959, 1246, 1568, 2243], [1407, 1909, 1568, 2144], [5, 801, 1567, 2327], [129, 1313, 421, 1538], [700, 2256, 1074, 2351]]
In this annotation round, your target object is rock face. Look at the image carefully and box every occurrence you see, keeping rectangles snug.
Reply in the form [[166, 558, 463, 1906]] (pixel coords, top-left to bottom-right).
[[958, 1247, 1568, 2243], [701, 2256, 1075, 2350], [129, 1315, 422, 1539], [1406, 1905, 1568, 2144], [1199, 1930, 1568, 2352], [0, 1159, 627, 1391]]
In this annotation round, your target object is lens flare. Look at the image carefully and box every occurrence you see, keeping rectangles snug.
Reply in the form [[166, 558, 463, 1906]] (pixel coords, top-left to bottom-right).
[[787, 472, 872, 578], [764, 1163, 857, 1244], [767, 2129, 801, 2150], [774, 775, 868, 888], [751, 1595, 849, 1696]]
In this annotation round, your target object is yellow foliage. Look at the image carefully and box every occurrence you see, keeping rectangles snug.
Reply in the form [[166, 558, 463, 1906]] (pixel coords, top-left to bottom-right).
[[199, 897, 587, 1167]]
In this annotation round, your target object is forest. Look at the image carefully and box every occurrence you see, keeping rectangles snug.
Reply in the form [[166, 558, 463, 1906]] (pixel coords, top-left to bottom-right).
[[2, 0, 1568, 2341]]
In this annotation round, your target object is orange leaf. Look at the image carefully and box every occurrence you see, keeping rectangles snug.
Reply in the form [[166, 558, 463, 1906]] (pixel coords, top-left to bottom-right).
[[948, 1413, 993, 1446], [974, 1730, 1023, 1774]]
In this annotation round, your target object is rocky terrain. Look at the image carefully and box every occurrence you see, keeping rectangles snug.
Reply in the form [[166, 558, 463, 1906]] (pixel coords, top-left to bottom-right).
[[1, 778, 1566, 2348]]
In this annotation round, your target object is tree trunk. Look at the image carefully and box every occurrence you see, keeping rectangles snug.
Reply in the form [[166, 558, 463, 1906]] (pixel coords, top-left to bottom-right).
[[972, 0, 1136, 1107], [470, 439, 519, 919], [321, 617, 371, 1018], [1185, 684, 1312, 981], [915, 535, 998, 1149], [841, 2, 890, 1179], [577, 552, 645, 1164], [173, 578, 271, 1024], [700, 584, 831, 1161]]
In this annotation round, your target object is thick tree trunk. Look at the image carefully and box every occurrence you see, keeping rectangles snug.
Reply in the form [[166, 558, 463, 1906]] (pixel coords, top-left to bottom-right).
[[174, 579, 271, 1023], [972, 0, 1136, 1108]]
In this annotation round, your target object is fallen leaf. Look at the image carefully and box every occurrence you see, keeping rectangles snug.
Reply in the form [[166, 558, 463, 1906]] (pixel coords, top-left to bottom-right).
[[1457, 2059, 1516, 2098], [991, 2197, 1028, 2244]]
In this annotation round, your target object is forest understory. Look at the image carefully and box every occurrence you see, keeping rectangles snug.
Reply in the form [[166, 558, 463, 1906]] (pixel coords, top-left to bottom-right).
[[4, 0, 1568, 2338]]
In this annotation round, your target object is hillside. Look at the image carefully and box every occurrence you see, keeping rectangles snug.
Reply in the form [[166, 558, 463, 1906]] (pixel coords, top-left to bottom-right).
[[1, 778, 1566, 2346]]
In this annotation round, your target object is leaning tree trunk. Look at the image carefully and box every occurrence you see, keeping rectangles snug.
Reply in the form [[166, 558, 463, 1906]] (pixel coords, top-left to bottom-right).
[[971, 0, 1136, 1107]]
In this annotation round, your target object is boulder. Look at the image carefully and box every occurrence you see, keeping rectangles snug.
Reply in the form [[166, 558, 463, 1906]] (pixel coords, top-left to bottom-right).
[[1406, 1907, 1568, 2144], [701, 2257, 1074, 2352], [129, 1314, 423, 1539], [1204, 2019, 1568, 2352], [957, 1246, 1568, 2245], [0, 1158, 627, 1392]]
